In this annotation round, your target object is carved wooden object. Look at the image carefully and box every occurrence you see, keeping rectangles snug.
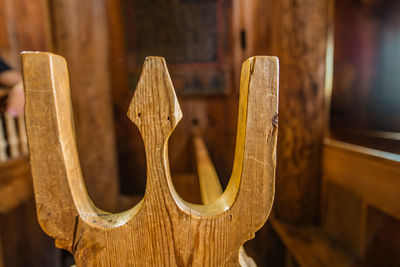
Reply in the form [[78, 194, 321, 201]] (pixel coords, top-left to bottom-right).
[[22, 52, 278, 266]]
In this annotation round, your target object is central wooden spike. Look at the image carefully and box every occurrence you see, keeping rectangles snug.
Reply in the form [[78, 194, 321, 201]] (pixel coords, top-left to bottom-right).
[[126, 56, 182, 203], [127, 57, 182, 142]]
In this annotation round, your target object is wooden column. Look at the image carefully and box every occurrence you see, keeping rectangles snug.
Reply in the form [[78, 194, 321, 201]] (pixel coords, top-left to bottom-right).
[[269, 0, 333, 224], [49, 0, 119, 211]]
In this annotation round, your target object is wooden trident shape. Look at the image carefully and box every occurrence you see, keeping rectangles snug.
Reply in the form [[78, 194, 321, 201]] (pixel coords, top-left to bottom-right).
[[22, 52, 278, 266]]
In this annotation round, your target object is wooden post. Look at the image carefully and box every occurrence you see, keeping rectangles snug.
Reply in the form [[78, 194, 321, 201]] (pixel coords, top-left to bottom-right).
[[49, 0, 119, 211], [269, 0, 333, 224]]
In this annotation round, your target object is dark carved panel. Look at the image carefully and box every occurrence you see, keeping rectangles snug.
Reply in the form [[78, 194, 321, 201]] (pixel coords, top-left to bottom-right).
[[122, 0, 230, 95]]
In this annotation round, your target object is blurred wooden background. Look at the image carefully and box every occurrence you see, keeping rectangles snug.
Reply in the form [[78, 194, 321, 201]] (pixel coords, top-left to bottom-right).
[[0, 0, 399, 266]]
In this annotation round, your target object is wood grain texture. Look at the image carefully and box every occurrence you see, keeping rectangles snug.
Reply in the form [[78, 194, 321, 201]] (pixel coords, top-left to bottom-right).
[[270, 0, 331, 223], [23, 52, 278, 266], [50, 0, 119, 211]]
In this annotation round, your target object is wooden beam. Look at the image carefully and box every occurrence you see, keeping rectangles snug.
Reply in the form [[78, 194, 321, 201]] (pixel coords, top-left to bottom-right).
[[49, 0, 119, 211], [269, 0, 333, 223]]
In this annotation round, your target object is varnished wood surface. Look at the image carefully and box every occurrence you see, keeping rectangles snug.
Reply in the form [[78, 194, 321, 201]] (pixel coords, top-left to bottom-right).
[[23, 52, 278, 266]]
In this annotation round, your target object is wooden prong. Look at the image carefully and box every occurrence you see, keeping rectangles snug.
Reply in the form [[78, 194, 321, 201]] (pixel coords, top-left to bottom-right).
[[127, 57, 182, 139], [22, 52, 119, 250], [193, 134, 256, 267], [127, 57, 182, 201], [226, 56, 279, 235], [23, 52, 80, 249]]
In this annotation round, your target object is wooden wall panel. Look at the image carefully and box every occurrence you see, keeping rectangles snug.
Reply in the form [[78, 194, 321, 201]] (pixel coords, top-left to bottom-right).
[[11, 0, 52, 52], [0, 0, 19, 65], [122, 0, 231, 96], [0, 0, 51, 65], [49, 0, 119, 211], [105, 0, 140, 196], [0, 0, 9, 49], [0, 1, 59, 266]]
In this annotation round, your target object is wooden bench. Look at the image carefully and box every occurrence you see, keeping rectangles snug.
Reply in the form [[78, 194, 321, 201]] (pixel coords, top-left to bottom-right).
[[270, 138, 400, 267], [22, 52, 279, 266], [322, 139, 400, 265]]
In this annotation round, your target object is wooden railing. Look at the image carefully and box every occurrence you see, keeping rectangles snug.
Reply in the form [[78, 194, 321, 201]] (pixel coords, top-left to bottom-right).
[[0, 89, 32, 214], [0, 89, 28, 162]]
